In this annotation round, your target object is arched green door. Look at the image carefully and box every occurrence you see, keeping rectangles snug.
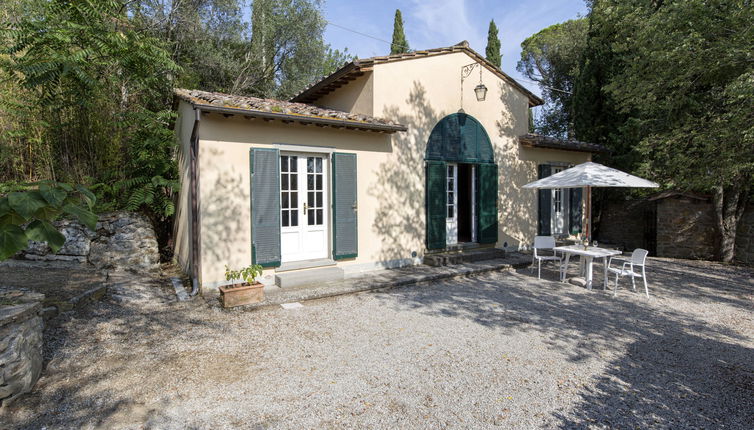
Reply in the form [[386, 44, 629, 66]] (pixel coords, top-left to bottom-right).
[[425, 113, 498, 250]]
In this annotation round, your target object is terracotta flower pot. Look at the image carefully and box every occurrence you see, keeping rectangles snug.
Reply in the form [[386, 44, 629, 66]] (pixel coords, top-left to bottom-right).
[[219, 282, 264, 308]]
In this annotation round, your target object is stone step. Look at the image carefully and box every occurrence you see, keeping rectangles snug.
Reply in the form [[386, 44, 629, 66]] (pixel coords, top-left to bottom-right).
[[424, 248, 506, 267], [275, 266, 345, 288]]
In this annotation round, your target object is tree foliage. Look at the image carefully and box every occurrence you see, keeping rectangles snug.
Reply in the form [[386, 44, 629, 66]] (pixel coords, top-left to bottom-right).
[[517, 18, 587, 138], [485, 20, 501, 68], [0, 182, 97, 260], [391, 9, 410, 55], [573, 0, 753, 261], [0, 0, 350, 257]]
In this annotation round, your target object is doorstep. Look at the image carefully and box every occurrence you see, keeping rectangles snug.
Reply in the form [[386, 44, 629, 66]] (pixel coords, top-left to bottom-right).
[[227, 252, 532, 310]]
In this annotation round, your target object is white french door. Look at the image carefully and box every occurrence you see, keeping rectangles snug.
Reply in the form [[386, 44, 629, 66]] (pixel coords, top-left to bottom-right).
[[446, 163, 458, 245], [280, 154, 328, 262], [551, 166, 569, 236]]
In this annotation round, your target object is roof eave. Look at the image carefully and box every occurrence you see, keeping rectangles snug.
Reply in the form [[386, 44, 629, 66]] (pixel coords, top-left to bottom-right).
[[520, 142, 605, 154], [290, 61, 365, 104], [519, 134, 608, 154], [183, 100, 407, 133]]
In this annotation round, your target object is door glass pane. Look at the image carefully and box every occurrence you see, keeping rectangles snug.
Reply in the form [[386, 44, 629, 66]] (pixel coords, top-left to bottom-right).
[[281, 174, 288, 191], [316, 175, 322, 190], [308, 210, 315, 225], [307, 157, 314, 173], [316, 193, 322, 207], [282, 193, 289, 209], [282, 211, 289, 227], [290, 174, 297, 188], [315, 158, 322, 173], [281, 156, 289, 172], [290, 156, 298, 172], [308, 191, 314, 206], [317, 209, 323, 224], [290, 192, 297, 208], [290, 210, 298, 227]]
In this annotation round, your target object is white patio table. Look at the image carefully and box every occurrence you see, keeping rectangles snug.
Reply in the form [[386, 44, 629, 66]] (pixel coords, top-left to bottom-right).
[[553, 245, 622, 290]]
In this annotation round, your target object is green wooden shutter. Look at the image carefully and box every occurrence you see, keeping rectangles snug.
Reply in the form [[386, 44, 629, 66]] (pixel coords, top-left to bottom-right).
[[537, 164, 552, 235], [250, 148, 281, 267], [332, 152, 358, 260], [569, 188, 582, 234], [477, 163, 498, 244], [425, 161, 447, 249]]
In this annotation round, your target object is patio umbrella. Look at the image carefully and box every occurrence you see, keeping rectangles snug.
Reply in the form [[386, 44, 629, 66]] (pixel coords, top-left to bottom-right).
[[522, 162, 659, 242]]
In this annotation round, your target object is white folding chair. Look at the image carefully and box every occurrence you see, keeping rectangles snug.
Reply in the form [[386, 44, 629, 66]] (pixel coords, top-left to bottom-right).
[[608, 248, 649, 297], [530, 236, 562, 280]]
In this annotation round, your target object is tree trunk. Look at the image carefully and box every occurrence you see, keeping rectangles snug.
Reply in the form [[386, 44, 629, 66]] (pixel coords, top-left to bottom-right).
[[712, 181, 749, 262]]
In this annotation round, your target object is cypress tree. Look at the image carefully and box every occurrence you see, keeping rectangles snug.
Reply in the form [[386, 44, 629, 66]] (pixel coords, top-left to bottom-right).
[[485, 19, 501, 68], [390, 9, 409, 54]]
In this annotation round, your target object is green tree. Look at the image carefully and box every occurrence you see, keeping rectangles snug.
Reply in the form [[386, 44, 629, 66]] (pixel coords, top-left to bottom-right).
[[0, 182, 97, 260], [390, 9, 410, 54], [578, 0, 754, 262], [0, 0, 356, 255], [518, 18, 587, 138], [1, 0, 181, 250], [485, 20, 501, 68]]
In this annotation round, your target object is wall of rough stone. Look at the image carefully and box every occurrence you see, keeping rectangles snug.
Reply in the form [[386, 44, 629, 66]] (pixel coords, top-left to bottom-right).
[[656, 197, 718, 260], [599, 195, 753, 264], [597, 199, 655, 252], [20, 211, 159, 273], [735, 206, 754, 265], [0, 289, 44, 407]]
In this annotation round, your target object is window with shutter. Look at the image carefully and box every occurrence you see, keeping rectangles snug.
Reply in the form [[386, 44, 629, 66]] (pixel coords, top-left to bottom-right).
[[537, 164, 552, 235], [426, 161, 447, 249], [569, 188, 582, 234], [476, 163, 498, 244], [332, 153, 358, 259], [250, 148, 281, 267]]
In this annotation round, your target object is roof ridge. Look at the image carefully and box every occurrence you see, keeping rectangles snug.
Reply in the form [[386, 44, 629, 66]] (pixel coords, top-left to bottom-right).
[[290, 42, 543, 106]]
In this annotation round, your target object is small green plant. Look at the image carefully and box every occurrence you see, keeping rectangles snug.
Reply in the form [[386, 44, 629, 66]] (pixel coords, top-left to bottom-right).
[[224, 264, 264, 286], [0, 181, 98, 260]]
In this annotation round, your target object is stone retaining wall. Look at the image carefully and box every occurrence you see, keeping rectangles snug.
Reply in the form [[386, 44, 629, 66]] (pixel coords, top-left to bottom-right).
[[0, 289, 44, 407], [656, 196, 717, 260], [598, 199, 654, 252], [20, 211, 160, 273], [598, 195, 753, 264]]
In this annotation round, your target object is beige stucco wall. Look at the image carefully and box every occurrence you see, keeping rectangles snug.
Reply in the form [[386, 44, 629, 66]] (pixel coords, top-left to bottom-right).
[[195, 112, 395, 286], [315, 72, 374, 116], [173, 102, 196, 274], [178, 50, 591, 288], [367, 51, 590, 251]]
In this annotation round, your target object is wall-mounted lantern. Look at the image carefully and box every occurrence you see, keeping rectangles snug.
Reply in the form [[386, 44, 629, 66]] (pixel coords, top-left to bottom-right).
[[460, 62, 487, 110], [474, 83, 488, 101]]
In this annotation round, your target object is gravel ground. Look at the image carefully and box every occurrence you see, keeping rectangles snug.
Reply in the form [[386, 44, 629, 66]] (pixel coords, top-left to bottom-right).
[[3, 258, 754, 429]]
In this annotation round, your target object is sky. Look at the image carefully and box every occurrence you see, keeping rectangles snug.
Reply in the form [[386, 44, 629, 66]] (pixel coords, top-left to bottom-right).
[[321, 0, 588, 96]]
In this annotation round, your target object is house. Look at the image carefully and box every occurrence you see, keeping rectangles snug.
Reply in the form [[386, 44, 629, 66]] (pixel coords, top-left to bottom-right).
[[172, 41, 603, 292]]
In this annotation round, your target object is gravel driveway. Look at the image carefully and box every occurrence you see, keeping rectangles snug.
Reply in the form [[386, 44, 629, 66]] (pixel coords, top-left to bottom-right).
[[4, 258, 754, 429]]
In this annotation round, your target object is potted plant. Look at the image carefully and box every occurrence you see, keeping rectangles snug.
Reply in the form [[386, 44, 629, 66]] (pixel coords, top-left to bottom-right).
[[219, 264, 264, 308]]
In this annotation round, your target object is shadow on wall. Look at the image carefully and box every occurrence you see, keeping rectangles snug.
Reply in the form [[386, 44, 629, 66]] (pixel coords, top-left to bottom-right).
[[496, 81, 533, 249], [200, 146, 250, 274], [369, 82, 442, 263], [375, 261, 754, 428]]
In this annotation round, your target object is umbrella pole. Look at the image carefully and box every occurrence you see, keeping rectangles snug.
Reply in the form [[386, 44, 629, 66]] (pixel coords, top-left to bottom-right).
[[587, 185, 592, 244]]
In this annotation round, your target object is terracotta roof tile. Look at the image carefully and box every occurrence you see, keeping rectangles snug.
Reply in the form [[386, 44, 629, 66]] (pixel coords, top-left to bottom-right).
[[519, 133, 608, 154], [174, 88, 407, 132]]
